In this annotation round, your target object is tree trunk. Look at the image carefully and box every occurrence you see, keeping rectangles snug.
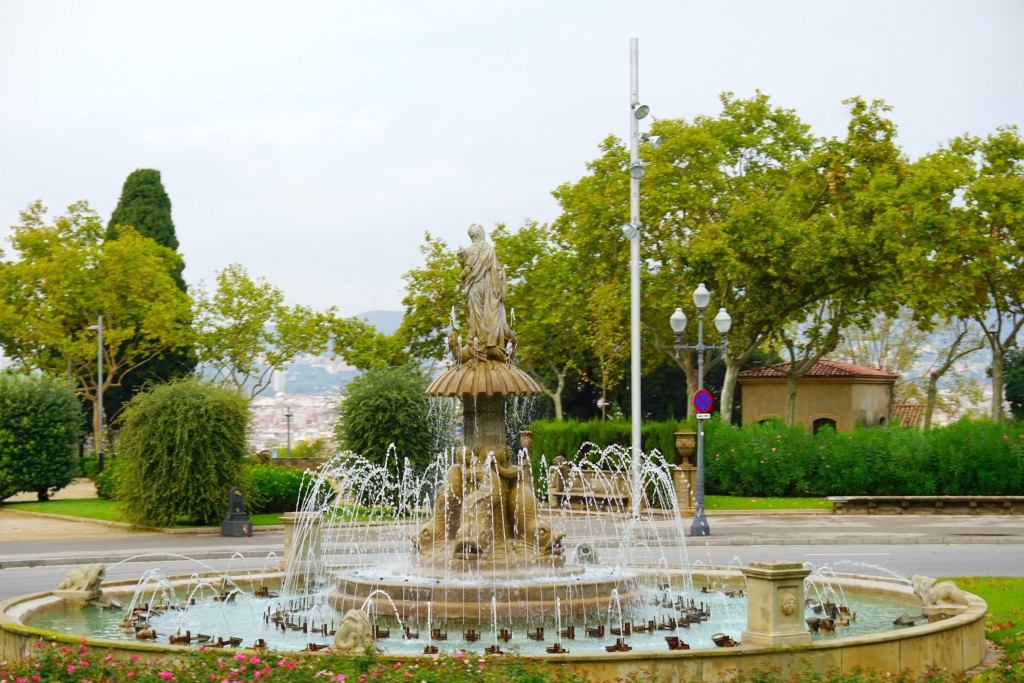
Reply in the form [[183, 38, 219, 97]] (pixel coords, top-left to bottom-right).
[[719, 357, 742, 425], [991, 342, 1005, 422], [784, 374, 798, 425], [678, 350, 699, 419], [923, 372, 939, 431]]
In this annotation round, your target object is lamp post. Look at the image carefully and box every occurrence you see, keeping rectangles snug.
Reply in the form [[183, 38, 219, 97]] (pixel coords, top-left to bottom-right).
[[87, 316, 104, 473], [285, 408, 294, 457], [670, 283, 731, 536]]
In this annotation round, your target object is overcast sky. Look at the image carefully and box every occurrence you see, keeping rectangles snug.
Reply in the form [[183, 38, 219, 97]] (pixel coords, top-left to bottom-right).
[[1, 1, 1021, 318]]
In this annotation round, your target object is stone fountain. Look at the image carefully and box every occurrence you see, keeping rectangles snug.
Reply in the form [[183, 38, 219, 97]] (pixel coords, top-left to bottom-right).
[[329, 224, 644, 618]]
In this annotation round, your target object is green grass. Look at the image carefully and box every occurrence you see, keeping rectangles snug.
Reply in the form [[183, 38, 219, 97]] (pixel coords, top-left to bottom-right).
[[706, 495, 833, 510], [5, 497, 128, 521], [5, 498, 288, 528], [947, 576, 1024, 670]]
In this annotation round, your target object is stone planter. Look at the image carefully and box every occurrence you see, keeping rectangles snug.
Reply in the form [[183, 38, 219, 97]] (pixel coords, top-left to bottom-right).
[[674, 431, 696, 465]]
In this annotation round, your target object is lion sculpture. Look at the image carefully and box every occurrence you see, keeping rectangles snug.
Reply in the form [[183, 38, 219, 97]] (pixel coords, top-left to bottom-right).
[[56, 563, 106, 597], [333, 608, 373, 651], [912, 575, 970, 610]]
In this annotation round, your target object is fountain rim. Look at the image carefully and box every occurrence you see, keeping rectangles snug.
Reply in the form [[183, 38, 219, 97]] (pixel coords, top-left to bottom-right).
[[0, 566, 987, 663]]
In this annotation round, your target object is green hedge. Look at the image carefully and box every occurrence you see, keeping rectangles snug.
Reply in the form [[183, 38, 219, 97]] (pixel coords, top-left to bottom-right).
[[703, 418, 1024, 497], [244, 462, 307, 513], [528, 417, 1024, 497], [530, 419, 682, 462]]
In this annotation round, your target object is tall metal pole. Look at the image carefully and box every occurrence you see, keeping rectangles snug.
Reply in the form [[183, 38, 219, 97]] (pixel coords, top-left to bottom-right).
[[691, 309, 710, 536], [628, 37, 643, 518], [95, 315, 104, 473], [285, 409, 294, 457]]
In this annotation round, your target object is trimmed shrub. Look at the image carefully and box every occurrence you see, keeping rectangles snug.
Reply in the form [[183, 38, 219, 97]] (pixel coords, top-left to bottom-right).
[[114, 379, 250, 526], [244, 462, 307, 513], [0, 372, 82, 501], [94, 459, 124, 500], [78, 457, 99, 479]]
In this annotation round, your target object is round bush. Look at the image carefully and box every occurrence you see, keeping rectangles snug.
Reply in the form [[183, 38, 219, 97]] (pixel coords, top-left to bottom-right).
[[0, 372, 81, 501], [335, 364, 446, 476], [114, 379, 249, 526]]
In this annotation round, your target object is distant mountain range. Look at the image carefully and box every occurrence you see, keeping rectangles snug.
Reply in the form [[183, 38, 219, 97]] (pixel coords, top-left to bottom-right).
[[355, 310, 403, 335]]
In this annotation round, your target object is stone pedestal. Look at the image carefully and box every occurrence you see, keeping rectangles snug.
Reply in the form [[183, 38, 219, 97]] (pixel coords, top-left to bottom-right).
[[740, 561, 813, 647], [672, 466, 696, 517], [673, 432, 697, 516], [280, 511, 323, 576]]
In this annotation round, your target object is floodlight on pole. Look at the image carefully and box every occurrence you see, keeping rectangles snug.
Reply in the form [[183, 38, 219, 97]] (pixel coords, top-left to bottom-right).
[[621, 222, 640, 240], [628, 37, 644, 519], [640, 133, 663, 150]]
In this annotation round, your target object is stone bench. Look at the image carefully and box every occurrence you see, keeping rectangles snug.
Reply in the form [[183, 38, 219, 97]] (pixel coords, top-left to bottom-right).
[[829, 495, 1024, 515], [547, 460, 632, 510]]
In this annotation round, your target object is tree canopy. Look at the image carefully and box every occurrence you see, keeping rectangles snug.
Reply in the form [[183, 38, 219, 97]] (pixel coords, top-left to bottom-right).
[[0, 201, 194, 439]]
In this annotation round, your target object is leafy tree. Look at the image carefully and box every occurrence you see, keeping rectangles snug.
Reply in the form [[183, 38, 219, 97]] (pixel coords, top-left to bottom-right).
[[0, 202, 194, 449], [552, 92, 820, 422], [1005, 349, 1024, 422], [105, 169, 196, 417], [395, 233, 463, 362], [908, 128, 1024, 421], [334, 364, 446, 482], [331, 316, 409, 371], [0, 372, 82, 501], [193, 264, 334, 398], [115, 379, 249, 526]]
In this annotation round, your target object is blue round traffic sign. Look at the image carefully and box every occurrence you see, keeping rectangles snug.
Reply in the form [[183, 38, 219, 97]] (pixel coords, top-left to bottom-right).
[[693, 389, 713, 413]]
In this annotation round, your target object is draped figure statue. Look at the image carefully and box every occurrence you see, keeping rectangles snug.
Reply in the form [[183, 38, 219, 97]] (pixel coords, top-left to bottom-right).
[[455, 224, 515, 362]]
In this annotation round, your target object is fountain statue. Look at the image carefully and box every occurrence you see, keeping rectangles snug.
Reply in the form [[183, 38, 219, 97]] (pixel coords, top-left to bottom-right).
[[418, 224, 562, 570]]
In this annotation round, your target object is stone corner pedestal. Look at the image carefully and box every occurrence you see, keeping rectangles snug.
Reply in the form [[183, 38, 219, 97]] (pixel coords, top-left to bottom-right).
[[280, 511, 323, 575], [740, 561, 813, 647]]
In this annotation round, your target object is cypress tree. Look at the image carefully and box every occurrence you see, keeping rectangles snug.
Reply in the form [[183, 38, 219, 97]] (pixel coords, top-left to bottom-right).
[[108, 169, 183, 287], [105, 169, 196, 418]]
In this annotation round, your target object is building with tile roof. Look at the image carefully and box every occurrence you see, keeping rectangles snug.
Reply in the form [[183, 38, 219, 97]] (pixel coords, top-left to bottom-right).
[[737, 359, 899, 433]]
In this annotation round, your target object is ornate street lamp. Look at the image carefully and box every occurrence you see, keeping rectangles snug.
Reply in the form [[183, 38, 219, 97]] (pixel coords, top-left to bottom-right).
[[670, 284, 731, 536]]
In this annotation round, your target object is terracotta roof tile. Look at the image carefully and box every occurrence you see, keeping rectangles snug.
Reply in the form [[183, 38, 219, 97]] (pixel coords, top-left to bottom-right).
[[738, 359, 900, 380], [892, 403, 925, 428]]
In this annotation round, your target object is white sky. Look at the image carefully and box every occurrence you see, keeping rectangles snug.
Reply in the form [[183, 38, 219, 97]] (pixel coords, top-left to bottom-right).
[[1, 0, 1021, 317]]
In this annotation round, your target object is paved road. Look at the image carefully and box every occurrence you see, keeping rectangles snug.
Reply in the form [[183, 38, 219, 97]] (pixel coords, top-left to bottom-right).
[[2, 510, 1022, 601]]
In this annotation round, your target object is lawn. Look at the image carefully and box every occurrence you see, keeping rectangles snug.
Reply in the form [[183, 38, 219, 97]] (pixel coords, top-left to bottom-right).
[[706, 495, 833, 510], [4, 498, 285, 528]]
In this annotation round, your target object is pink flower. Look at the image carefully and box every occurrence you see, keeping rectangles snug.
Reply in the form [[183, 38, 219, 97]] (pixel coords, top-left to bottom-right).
[[335, 675, 347, 682], [79, 660, 89, 667], [234, 652, 248, 662], [455, 651, 465, 659], [67, 665, 76, 675], [1004, 435, 1009, 441], [394, 662, 402, 669], [250, 656, 260, 666], [771, 447, 776, 453], [158, 673, 175, 681]]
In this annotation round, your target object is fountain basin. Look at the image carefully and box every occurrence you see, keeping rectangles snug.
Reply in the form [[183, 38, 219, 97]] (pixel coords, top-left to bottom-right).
[[0, 566, 987, 681]]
